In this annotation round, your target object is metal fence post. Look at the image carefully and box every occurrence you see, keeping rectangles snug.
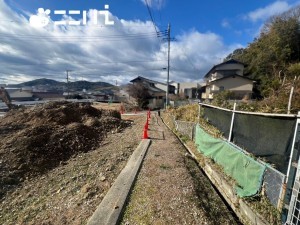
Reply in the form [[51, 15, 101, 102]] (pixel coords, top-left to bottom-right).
[[228, 103, 236, 142], [198, 103, 201, 122], [285, 111, 300, 223], [285, 111, 300, 184]]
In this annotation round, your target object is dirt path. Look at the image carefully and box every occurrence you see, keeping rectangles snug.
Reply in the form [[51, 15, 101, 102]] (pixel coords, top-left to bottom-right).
[[121, 112, 240, 225]]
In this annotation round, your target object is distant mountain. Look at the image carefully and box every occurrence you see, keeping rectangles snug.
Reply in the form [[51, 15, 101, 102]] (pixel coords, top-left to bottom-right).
[[16, 78, 63, 87], [11, 78, 114, 91], [68, 80, 113, 90]]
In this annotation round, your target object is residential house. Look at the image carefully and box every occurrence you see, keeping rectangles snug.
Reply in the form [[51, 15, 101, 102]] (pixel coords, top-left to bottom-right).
[[201, 59, 254, 100], [130, 76, 175, 108], [180, 82, 205, 99], [6, 88, 34, 101]]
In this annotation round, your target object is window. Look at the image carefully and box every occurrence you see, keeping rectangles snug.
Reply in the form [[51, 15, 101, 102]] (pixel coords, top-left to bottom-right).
[[219, 86, 225, 91]]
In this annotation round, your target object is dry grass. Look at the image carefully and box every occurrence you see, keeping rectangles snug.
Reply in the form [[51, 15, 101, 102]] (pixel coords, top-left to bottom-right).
[[92, 102, 121, 111]]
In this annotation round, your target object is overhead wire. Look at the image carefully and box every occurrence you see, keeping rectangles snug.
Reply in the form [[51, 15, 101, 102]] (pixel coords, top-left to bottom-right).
[[0, 31, 168, 42], [145, 0, 159, 35], [0, 68, 167, 79], [0, 59, 167, 66], [0, 0, 174, 81]]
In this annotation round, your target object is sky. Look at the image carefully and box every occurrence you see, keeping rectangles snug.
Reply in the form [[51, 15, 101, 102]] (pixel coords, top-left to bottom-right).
[[0, 0, 299, 85]]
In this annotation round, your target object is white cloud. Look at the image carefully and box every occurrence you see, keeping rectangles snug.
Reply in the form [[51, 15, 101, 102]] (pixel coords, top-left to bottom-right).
[[246, 1, 291, 22], [154, 30, 243, 82], [221, 19, 231, 28], [140, 0, 166, 10], [0, 0, 241, 85]]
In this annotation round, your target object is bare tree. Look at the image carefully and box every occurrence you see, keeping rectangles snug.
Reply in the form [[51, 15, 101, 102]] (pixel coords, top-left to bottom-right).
[[128, 83, 151, 108]]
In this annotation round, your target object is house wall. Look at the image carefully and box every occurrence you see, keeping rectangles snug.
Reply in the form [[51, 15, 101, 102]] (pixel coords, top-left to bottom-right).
[[209, 72, 223, 82], [150, 91, 165, 98], [207, 63, 244, 82], [148, 98, 164, 109], [156, 83, 175, 94], [179, 82, 198, 94], [156, 83, 167, 92], [9, 90, 33, 98], [170, 82, 179, 94], [216, 63, 244, 75], [212, 76, 253, 92], [202, 76, 253, 100]]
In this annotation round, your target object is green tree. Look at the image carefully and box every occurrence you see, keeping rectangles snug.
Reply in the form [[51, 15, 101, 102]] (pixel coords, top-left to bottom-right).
[[225, 5, 300, 98]]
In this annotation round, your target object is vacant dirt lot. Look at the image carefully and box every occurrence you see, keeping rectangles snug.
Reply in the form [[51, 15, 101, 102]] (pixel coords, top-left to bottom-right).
[[0, 102, 144, 225]]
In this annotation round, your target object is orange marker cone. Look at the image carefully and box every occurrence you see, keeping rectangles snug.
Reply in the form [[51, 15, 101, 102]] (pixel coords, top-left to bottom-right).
[[143, 128, 148, 139]]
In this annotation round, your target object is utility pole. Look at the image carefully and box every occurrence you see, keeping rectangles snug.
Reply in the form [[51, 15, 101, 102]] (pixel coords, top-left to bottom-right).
[[66, 70, 72, 97], [166, 23, 171, 109]]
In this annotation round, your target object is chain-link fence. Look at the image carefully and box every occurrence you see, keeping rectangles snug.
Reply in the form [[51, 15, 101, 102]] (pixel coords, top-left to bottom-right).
[[175, 120, 196, 140], [232, 113, 295, 174], [165, 105, 298, 210], [201, 104, 296, 174], [199, 104, 300, 212], [202, 106, 232, 139], [264, 167, 286, 208]]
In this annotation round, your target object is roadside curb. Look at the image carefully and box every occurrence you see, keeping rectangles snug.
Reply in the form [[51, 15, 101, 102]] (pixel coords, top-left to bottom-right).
[[87, 139, 151, 225]]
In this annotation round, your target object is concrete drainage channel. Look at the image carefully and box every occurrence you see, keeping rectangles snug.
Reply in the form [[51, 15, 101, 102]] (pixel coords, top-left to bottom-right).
[[87, 139, 151, 225]]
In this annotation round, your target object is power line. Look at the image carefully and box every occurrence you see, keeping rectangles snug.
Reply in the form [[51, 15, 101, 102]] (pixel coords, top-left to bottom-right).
[[145, 0, 159, 34], [0, 32, 169, 44], [0, 59, 167, 66], [0, 68, 167, 79], [0, 33, 166, 41], [0, 31, 163, 38]]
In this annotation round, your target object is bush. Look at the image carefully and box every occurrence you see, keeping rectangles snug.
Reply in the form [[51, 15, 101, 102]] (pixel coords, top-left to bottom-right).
[[212, 91, 235, 108]]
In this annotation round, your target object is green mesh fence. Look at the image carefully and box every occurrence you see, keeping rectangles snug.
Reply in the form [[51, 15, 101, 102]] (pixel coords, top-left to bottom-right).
[[195, 125, 266, 197], [232, 113, 295, 174], [202, 105, 296, 174], [202, 107, 232, 139]]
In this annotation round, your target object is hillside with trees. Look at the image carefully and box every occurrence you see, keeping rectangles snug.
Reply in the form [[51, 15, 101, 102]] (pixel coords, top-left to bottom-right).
[[224, 6, 300, 113]]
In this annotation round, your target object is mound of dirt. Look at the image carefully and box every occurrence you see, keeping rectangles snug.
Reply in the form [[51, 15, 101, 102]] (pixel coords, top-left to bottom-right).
[[0, 101, 129, 198]]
